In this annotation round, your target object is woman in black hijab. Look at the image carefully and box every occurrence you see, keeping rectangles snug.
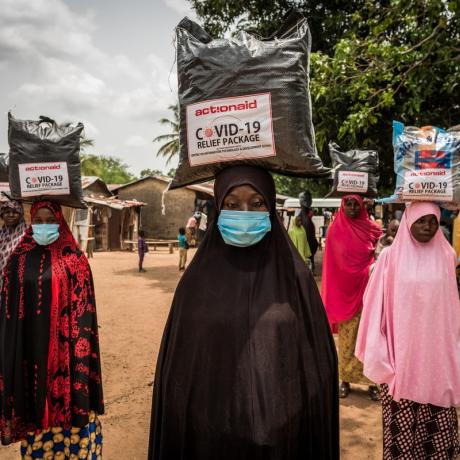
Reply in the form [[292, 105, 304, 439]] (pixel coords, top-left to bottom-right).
[[148, 165, 339, 459]]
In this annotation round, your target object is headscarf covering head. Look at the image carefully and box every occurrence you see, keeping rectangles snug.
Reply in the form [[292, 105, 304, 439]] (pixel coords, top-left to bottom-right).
[[25, 200, 77, 251], [321, 193, 382, 328], [0, 200, 27, 275], [357, 201, 460, 407], [214, 165, 276, 214], [149, 165, 339, 458], [0, 200, 24, 218]]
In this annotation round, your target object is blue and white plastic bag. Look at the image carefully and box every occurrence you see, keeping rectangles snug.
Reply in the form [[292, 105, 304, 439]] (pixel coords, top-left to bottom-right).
[[380, 121, 460, 209]]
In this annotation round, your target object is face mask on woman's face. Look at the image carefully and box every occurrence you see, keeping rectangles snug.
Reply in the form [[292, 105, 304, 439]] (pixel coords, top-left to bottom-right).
[[32, 224, 60, 246], [217, 210, 271, 247]]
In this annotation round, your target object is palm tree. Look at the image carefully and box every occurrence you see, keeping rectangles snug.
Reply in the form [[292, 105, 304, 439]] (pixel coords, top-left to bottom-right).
[[80, 137, 94, 151], [153, 104, 180, 165]]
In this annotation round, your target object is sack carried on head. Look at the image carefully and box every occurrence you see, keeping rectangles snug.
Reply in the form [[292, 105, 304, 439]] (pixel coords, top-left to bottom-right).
[[380, 121, 460, 209], [170, 11, 329, 189], [327, 142, 379, 197], [8, 113, 86, 208]]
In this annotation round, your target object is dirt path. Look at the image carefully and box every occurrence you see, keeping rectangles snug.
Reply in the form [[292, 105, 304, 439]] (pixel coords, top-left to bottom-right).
[[0, 249, 384, 459]]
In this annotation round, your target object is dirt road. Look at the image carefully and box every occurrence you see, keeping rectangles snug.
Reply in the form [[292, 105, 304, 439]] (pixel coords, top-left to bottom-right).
[[1, 249, 383, 459]]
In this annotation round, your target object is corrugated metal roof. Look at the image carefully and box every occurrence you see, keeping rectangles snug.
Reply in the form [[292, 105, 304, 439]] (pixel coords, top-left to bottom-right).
[[84, 196, 145, 210]]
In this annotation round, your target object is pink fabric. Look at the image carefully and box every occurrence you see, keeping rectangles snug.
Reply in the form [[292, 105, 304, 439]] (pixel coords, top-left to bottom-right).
[[186, 217, 197, 229], [321, 195, 382, 330], [356, 202, 460, 407]]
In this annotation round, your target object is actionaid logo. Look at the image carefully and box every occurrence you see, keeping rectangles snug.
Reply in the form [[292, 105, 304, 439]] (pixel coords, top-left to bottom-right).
[[25, 164, 62, 172], [195, 100, 257, 117]]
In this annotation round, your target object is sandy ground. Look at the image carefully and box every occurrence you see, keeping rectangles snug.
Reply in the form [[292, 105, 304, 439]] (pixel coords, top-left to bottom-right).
[[0, 248, 385, 459]]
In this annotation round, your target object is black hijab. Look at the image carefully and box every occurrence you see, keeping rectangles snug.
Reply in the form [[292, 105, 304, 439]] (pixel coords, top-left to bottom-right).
[[149, 165, 339, 460]]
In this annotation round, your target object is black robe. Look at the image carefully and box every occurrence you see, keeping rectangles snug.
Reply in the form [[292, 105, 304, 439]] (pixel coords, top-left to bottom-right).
[[149, 166, 339, 459]]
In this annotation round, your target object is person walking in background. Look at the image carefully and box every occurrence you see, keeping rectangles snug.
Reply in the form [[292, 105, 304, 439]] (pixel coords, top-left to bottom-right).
[[149, 166, 339, 459], [321, 195, 382, 401], [374, 219, 400, 260], [186, 212, 198, 246], [197, 210, 207, 244], [356, 202, 460, 458], [289, 210, 312, 269], [178, 227, 188, 271], [0, 200, 27, 287], [0, 201, 104, 457], [138, 230, 149, 273], [299, 191, 319, 274]]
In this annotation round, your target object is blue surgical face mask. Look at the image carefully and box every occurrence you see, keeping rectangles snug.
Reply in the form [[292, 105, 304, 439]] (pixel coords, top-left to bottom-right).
[[217, 210, 271, 247], [32, 224, 60, 246]]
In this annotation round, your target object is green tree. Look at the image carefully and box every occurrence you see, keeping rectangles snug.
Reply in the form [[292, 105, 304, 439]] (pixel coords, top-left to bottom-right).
[[188, 0, 460, 195], [139, 168, 176, 178], [81, 154, 134, 184], [153, 104, 180, 165]]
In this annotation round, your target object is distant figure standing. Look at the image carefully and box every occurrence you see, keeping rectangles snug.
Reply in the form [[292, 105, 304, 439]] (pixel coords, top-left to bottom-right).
[[138, 230, 149, 272], [178, 227, 188, 271], [186, 213, 198, 246], [374, 219, 399, 260], [197, 211, 207, 244], [0, 200, 27, 287], [300, 208, 318, 273], [289, 211, 312, 269], [321, 195, 382, 401]]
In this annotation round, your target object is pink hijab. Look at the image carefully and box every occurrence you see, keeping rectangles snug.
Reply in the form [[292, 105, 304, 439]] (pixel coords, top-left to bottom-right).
[[321, 195, 382, 330], [356, 202, 460, 407]]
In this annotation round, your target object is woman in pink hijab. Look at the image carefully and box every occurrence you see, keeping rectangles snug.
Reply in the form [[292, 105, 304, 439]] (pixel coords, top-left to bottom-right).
[[356, 201, 460, 458], [321, 194, 382, 400]]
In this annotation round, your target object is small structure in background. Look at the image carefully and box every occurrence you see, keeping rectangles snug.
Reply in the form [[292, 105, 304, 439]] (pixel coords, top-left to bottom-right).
[[71, 176, 144, 253], [112, 176, 214, 240]]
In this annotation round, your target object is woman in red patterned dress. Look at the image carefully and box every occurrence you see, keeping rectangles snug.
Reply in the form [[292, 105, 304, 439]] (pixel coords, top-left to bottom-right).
[[0, 201, 104, 459]]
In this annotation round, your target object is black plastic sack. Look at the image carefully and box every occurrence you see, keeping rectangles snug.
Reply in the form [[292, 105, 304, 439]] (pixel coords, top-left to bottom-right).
[[0, 154, 8, 182], [8, 113, 86, 208], [327, 142, 379, 197], [170, 12, 330, 189]]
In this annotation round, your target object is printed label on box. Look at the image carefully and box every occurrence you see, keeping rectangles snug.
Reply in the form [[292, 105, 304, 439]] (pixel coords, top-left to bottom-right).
[[402, 168, 453, 201], [19, 162, 70, 197], [186, 93, 276, 166], [337, 171, 369, 193]]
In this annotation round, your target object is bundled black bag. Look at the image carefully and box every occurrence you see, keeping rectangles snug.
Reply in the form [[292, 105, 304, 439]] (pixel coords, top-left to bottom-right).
[[0, 153, 8, 182], [8, 113, 86, 208], [170, 11, 330, 189], [327, 142, 379, 197]]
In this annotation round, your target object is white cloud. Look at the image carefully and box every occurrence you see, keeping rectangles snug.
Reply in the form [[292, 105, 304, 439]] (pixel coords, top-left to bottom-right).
[[162, 0, 195, 15], [111, 85, 175, 119], [125, 135, 149, 147], [15, 59, 110, 113], [0, 0, 99, 64]]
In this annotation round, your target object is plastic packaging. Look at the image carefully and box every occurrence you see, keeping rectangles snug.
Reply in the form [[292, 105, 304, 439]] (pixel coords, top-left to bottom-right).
[[8, 113, 86, 208], [170, 12, 330, 189], [327, 142, 379, 197], [380, 121, 460, 208], [0, 154, 8, 182]]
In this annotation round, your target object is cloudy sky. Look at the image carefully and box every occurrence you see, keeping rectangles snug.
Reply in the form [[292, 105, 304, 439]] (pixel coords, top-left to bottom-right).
[[0, 0, 197, 175]]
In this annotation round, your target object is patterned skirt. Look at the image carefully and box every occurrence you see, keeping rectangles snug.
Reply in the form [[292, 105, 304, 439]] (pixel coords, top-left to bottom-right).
[[20, 411, 102, 460], [338, 313, 373, 385], [381, 384, 460, 459]]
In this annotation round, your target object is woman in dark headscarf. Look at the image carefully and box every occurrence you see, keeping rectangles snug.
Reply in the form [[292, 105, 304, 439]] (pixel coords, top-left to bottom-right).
[[149, 165, 339, 460], [0, 201, 104, 459], [0, 200, 27, 283]]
